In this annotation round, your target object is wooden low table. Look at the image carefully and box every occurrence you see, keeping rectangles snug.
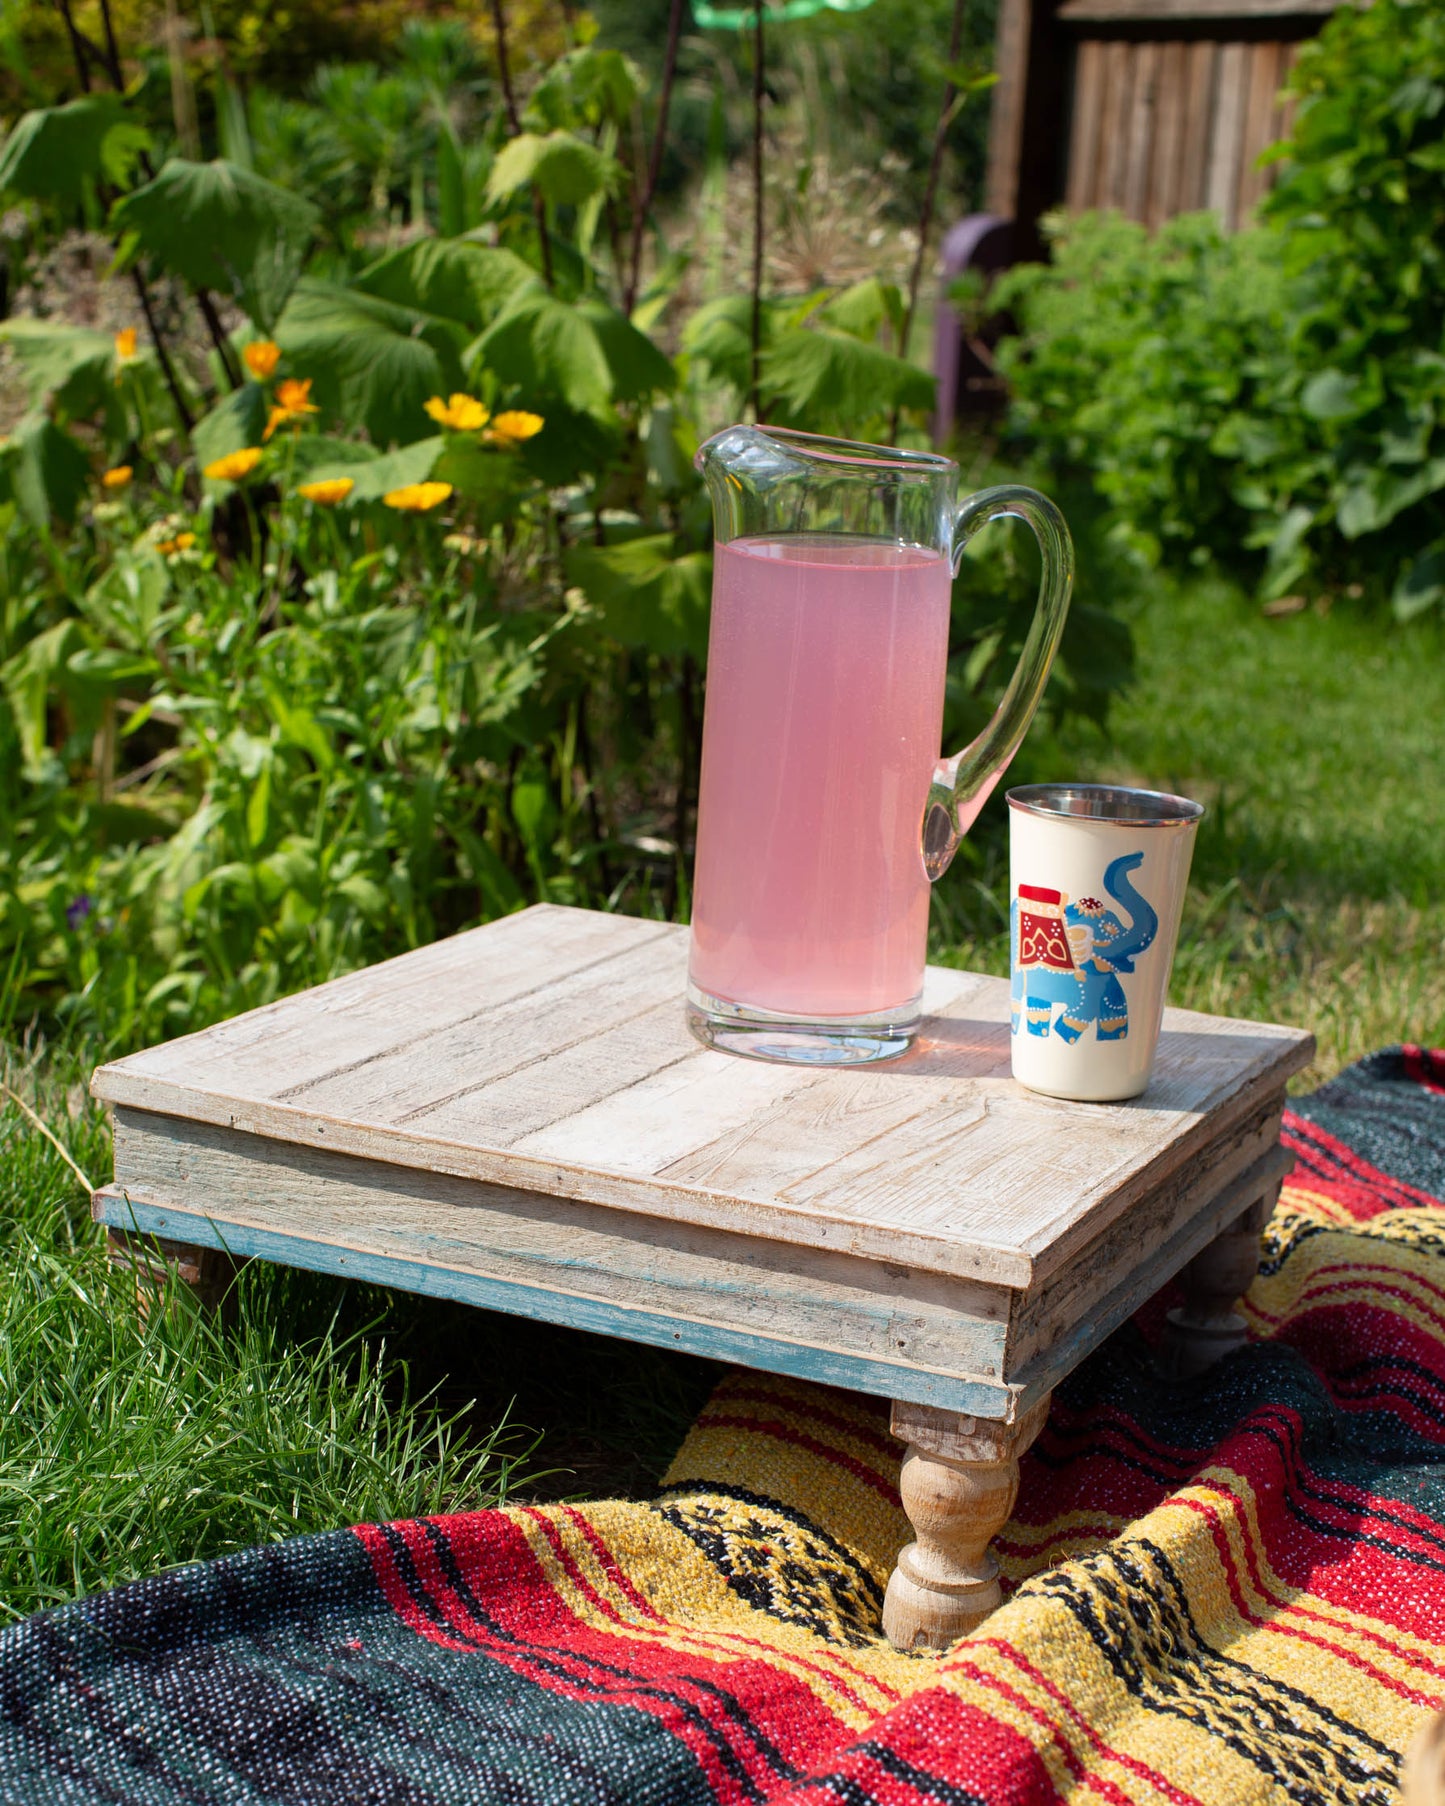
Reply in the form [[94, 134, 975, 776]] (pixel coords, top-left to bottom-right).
[[91, 904, 1313, 1651]]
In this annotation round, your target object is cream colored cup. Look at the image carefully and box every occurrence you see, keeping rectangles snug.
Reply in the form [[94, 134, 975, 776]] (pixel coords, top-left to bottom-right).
[[1007, 784, 1204, 1102]]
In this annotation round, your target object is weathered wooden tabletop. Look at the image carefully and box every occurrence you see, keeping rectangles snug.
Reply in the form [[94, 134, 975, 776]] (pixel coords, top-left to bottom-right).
[[93, 904, 1314, 1419]]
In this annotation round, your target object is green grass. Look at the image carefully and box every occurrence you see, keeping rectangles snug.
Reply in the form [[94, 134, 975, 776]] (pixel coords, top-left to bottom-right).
[[932, 577, 1445, 1087], [4, 572, 1443, 1625]]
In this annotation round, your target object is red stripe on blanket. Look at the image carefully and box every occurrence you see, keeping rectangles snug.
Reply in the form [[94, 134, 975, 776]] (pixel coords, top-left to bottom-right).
[[778, 1695, 1065, 1806], [694, 1412, 901, 1503], [708, 1382, 899, 1465], [377, 1508, 831, 1802], [1403, 1045, 1445, 1095], [1282, 1116, 1442, 1215]]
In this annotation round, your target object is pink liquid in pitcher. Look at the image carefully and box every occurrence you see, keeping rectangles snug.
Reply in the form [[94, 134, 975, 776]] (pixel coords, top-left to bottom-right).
[[689, 535, 953, 1020]]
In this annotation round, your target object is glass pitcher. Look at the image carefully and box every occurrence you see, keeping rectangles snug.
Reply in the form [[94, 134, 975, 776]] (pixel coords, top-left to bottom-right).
[[687, 424, 1075, 1065]]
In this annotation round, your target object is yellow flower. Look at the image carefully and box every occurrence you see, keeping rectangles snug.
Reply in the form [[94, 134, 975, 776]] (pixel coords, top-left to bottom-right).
[[243, 340, 281, 380], [263, 377, 320, 440], [486, 410, 544, 447], [100, 465, 133, 489], [297, 477, 354, 506], [383, 481, 453, 513], [155, 532, 196, 557], [114, 327, 139, 363], [425, 392, 490, 432], [203, 447, 263, 482]]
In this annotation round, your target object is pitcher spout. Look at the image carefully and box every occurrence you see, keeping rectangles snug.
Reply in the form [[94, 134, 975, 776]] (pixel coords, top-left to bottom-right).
[[695, 424, 958, 550]]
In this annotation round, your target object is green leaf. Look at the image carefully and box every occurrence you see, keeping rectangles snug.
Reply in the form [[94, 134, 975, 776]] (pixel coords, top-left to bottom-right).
[[822, 278, 905, 345], [0, 618, 85, 774], [566, 534, 711, 659], [1299, 368, 1364, 422], [510, 763, 556, 852], [437, 128, 465, 238], [763, 326, 936, 427], [1392, 544, 1445, 621], [0, 96, 122, 203], [246, 762, 271, 849], [0, 318, 117, 418], [263, 684, 334, 771], [275, 280, 464, 447], [681, 294, 756, 396], [6, 412, 90, 529], [526, 46, 642, 133], [191, 383, 270, 473], [355, 238, 534, 332], [299, 436, 443, 502], [485, 131, 621, 210], [575, 297, 677, 402], [111, 158, 321, 333], [472, 283, 611, 414]]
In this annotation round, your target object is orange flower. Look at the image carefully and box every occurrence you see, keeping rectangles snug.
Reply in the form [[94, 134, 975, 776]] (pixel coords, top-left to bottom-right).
[[243, 340, 282, 380], [203, 447, 263, 482], [425, 392, 489, 431], [383, 481, 453, 513], [155, 532, 196, 557], [100, 465, 133, 489], [114, 327, 139, 363], [297, 477, 354, 506], [263, 377, 320, 440], [486, 410, 544, 447]]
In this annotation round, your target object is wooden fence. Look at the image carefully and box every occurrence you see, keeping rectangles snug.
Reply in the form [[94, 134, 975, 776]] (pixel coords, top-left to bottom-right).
[[933, 0, 1342, 434], [987, 0, 1339, 244]]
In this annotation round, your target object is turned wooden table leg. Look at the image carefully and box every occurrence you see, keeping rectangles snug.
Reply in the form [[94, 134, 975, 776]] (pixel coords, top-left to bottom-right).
[[883, 1395, 1051, 1652], [1404, 1711, 1445, 1806], [1160, 1181, 1282, 1379]]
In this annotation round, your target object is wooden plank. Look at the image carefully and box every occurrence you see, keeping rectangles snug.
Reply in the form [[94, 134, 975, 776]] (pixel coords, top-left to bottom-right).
[[1097, 39, 1136, 211], [985, 0, 1034, 219], [1206, 41, 1249, 227], [272, 934, 689, 1123], [1008, 1094, 1286, 1368], [1123, 40, 1160, 221], [1179, 40, 1219, 211], [1270, 39, 1301, 171], [1059, 0, 1336, 19], [1237, 39, 1283, 218], [1147, 40, 1189, 226], [107, 1110, 1015, 1378], [1066, 38, 1107, 209], [96, 1188, 1018, 1416], [410, 996, 696, 1146], [108, 905, 673, 1105], [1010, 1144, 1293, 1409]]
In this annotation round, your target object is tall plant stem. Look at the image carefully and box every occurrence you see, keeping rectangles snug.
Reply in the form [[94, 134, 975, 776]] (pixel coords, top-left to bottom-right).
[[54, 0, 193, 429], [57, 0, 97, 89], [71, 0, 242, 392], [131, 267, 194, 432], [749, 0, 765, 419], [891, 0, 967, 441], [489, 0, 555, 289], [623, 0, 684, 316]]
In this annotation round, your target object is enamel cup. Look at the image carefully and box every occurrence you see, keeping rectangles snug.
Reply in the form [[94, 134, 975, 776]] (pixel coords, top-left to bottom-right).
[[1008, 784, 1204, 1101]]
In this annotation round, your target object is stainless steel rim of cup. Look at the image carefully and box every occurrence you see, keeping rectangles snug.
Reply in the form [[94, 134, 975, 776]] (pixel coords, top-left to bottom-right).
[[1006, 783, 1205, 827]]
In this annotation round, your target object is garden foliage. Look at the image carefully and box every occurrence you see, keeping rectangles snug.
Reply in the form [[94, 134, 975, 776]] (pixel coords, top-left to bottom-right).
[[994, 0, 1445, 616], [0, 9, 1116, 1049]]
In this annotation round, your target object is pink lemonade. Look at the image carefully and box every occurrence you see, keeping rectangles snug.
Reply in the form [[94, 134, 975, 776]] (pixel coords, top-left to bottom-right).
[[689, 534, 953, 1021]]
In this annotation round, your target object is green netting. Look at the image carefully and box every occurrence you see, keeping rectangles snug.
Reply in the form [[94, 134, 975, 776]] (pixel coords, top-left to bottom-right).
[[692, 0, 877, 28]]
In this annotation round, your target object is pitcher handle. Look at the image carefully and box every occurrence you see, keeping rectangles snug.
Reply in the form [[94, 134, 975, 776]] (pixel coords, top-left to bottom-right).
[[921, 485, 1075, 882]]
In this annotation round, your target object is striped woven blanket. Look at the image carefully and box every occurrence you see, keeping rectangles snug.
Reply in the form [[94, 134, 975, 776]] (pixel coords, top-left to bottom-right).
[[3, 1047, 1444, 1804]]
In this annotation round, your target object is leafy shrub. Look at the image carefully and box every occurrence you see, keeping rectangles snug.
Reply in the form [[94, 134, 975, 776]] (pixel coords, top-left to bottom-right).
[[0, 7, 1129, 1049], [994, 0, 1445, 615]]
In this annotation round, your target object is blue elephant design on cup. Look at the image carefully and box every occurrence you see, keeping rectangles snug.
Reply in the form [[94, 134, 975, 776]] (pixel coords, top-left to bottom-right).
[[1009, 851, 1159, 1045]]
